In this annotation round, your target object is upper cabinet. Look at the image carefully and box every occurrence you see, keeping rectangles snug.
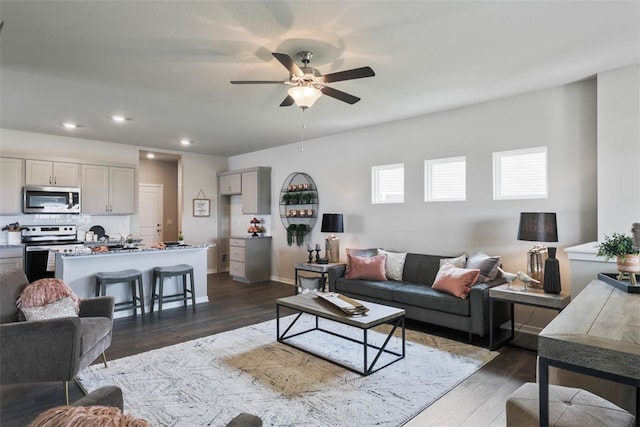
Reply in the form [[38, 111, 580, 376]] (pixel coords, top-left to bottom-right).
[[0, 157, 24, 214], [241, 168, 271, 214], [82, 165, 135, 215], [25, 160, 80, 187], [219, 173, 242, 195], [218, 167, 271, 214]]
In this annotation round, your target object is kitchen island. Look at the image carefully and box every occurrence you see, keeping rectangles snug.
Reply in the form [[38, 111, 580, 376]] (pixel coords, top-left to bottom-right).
[[55, 244, 211, 318]]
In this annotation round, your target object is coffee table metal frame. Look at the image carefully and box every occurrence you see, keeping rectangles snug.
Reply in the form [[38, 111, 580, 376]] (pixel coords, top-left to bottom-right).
[[276, 294, 405, 376]]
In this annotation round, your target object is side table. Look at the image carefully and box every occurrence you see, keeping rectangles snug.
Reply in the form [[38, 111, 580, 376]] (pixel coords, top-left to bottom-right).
[[294, 262, 347, 294], [489, 284, 571, 350]]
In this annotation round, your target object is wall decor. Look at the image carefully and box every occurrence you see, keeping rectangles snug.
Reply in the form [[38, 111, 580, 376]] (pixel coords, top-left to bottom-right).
[[280, 172, 318, 244], [193, 190, 210, 217]]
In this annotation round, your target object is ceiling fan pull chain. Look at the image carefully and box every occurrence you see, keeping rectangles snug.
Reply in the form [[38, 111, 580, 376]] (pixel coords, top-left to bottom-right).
[[300, 108, 305, 152]]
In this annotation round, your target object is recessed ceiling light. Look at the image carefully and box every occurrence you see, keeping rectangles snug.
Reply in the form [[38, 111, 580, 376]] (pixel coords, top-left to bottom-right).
[[110, 115, 131, 123], [61, 122, 80, 129], [146, 153, 155, 159], [179, 138, 193, 145]]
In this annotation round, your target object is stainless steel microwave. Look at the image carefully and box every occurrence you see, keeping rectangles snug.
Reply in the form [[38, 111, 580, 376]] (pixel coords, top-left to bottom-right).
[[23, 185, 81, 214]]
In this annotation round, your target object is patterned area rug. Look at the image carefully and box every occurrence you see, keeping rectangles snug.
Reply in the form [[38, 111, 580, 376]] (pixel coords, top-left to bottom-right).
[[77, 315, 497, 427]]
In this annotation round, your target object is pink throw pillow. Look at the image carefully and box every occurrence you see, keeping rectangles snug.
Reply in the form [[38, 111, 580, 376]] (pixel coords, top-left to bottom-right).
[[432, 263, 481, 300], [16, 278, 80, 314], [345, 254, 387, 281]]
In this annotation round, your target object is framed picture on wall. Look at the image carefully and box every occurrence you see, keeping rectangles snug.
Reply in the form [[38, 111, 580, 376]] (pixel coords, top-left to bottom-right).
[[193, 198, 210, 217]]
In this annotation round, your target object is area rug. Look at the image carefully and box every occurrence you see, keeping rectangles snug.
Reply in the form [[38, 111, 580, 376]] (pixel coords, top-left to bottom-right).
[[77, 315, 497, 427]]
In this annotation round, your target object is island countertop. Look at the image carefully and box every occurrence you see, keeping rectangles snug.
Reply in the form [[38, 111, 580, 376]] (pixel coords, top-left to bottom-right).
[[60, 243, 212, 257], [55, 244, 212, 318]]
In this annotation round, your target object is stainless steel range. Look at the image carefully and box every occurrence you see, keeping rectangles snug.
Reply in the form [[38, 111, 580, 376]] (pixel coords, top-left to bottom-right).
[[23, 225, 86, 281]]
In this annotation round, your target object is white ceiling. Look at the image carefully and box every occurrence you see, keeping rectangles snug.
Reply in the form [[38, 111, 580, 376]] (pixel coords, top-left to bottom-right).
[[1, 1, 638, 157]]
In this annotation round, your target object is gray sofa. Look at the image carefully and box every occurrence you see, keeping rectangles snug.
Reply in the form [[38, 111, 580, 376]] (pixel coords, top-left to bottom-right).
[[328, 251, 510, 341]]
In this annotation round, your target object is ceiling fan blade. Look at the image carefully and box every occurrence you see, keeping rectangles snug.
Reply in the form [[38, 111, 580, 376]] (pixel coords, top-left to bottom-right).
[[323, 66, 375, 83], [321, 86, 361, 104], [279, 95, 294, 107], [230, 80, 286, 84], [272, 52, 304, 77]]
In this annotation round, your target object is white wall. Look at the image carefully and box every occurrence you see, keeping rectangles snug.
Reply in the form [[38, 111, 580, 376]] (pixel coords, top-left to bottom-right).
[[597, 64, 640, 238], [230, 80, 598, 332], [0, 129, 228, 272]]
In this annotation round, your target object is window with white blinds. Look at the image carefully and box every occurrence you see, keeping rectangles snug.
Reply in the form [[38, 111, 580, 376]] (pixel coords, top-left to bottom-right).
[[425, 157, 466, 202], [493, 146, 548, 200], [372, 163, 404, 204]]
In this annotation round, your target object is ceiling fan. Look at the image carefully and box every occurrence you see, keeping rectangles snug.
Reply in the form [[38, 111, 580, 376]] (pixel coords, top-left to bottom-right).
[[230, 51, 375, 108]]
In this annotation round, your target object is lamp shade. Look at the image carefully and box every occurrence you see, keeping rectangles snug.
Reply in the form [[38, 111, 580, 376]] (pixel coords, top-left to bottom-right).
[[517, 212, 558, 242], [321, 213, 344, 233], [288, 86, 322, 109]]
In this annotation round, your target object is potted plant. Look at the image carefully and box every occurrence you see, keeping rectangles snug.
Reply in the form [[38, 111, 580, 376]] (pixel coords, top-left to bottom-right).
[[597, 232, 640, 276], [178, 231, 184, 245]]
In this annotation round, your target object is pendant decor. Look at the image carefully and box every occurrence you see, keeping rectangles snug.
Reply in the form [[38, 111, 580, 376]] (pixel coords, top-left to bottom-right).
[[279, 172, 318, 246]]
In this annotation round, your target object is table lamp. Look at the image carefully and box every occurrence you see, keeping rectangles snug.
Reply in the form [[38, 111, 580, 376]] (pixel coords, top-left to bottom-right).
[[321, 213, 344, 263], [517, 212, 560, 293]]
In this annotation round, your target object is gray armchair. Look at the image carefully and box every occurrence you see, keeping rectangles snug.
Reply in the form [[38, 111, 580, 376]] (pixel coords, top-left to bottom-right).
[[0, 269, 114, 404]]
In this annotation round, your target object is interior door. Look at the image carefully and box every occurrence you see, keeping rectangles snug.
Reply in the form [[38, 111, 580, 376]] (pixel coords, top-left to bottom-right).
[[138, 184, 163, 246]]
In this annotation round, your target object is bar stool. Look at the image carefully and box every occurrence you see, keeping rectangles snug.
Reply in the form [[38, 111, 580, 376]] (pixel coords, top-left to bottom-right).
[[95, 269, 145, 317], [150, 264, 195, 315]]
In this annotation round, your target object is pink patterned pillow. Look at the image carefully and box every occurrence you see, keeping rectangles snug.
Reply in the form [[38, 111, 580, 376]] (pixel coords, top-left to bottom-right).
[[432, 263, 480, 299], [16, 278, 80, 314], [345, 254, 387, 281]]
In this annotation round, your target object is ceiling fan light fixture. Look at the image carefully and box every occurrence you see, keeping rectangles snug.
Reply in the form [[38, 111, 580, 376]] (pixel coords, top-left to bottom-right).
[[288, 85, 322, 109]]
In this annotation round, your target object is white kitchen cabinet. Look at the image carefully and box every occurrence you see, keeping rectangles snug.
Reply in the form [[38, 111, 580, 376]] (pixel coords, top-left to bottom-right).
[[0, 157, 24, 214], [241, 168, 271, 214], [0, 246, 24, 272], [25, 160, 80, 187], [229, 237, 271, 283], [81, 164, 135, 214], [219, 173, 241, 195]]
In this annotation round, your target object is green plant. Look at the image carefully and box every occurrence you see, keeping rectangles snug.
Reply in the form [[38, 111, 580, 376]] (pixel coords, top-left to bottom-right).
[[597, 233, 639, 263], [2, 222, 27, 232], [286, 224, 297, 246], [295, 224, 306, 247], [178, 231, 184, 241], [281, 193, 291, 204]]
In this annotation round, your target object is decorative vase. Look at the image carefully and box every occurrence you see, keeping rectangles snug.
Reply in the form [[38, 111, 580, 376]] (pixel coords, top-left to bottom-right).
[[543, 247, 561, 294], [7, 231, 21, 245], [617, 254, 640, 274]]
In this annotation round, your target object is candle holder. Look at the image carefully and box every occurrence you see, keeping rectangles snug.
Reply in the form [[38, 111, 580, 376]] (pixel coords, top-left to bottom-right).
[[314, 249, 321, 263], [307, 250, 314, 263]]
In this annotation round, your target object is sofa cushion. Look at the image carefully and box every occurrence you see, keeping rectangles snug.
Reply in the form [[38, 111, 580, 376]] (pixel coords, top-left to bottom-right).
[[466, 251, 501, 283], [80, 317, 112, 355], [432, 263, 480, 299], [21, 297, 78, 321], [401, 253, 447, 285], [335, 278, 405, 301], [377, 249, 407, 281], [392, 283, 470, 316], [345, 254, 387, 281]]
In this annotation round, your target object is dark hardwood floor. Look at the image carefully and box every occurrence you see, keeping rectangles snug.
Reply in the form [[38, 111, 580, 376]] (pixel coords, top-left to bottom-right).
[[1, 273, 536, 426]]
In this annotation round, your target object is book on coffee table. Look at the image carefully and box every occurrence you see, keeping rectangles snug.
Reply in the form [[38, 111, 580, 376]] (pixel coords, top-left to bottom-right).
[[316, 292, 369, 315]]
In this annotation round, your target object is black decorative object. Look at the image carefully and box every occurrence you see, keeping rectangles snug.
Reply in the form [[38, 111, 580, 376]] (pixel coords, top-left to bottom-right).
[[307, 249, 314, 263], [543, 247, 561, 294]]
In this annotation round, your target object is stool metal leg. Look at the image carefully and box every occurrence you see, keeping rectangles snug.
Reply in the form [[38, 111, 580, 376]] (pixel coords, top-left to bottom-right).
[[129, 280, 137, 316], [189, 271, 196, 312], [158, 272, 164, 316], [150, 271, 157, 314], [137, 274, 145, 317]]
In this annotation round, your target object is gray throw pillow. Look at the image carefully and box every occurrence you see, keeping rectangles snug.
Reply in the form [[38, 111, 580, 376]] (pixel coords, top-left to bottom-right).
[[298, 276, 324, 294], [465, 251, 501, 283]]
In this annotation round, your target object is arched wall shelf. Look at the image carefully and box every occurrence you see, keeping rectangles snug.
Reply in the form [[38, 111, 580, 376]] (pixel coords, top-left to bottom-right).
[[279, 172, 318, 236]]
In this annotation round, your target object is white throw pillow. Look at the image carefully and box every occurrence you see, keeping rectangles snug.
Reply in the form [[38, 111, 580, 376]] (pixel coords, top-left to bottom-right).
[[439, 254, 467, 268], [377, 249, 407, 281], [21, 297, 78, 321]]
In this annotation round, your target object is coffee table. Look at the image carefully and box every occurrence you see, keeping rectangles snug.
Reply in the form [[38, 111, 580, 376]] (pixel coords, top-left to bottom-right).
[[276, 293, 405, 375]]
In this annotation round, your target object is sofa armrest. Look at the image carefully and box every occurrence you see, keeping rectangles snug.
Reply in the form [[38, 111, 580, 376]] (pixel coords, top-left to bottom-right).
[[328, 265, 347, 292], [79, 296, 115, 319], [0, 317, 82, 383], [72, 386, 124, 410], [468, 277, 507, 336]]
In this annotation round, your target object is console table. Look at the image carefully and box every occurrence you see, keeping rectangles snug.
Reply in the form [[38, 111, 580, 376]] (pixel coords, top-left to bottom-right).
[[537, 279, 640, 427]]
